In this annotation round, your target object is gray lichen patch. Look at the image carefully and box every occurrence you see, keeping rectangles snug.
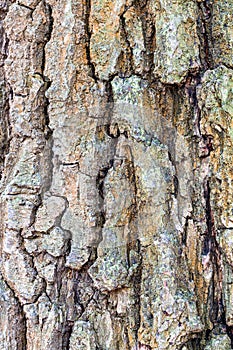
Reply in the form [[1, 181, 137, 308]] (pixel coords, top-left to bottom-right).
[[69, 321, 96, 350], [151, 0, 200, 83], [112, 75, 148, 105], [197, 66, 233, 229], [212, 0, 233, 67], [204, 330, 232, 350]]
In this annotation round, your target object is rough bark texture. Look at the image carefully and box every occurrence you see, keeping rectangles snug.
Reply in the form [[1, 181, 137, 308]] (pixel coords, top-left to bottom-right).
[[0, 0, 233, 349]]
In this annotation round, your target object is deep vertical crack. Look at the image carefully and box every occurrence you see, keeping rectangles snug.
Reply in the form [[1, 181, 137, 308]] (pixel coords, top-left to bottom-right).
[[134, 239, 142, 348], [196, 0, 214, 71], [138, 2, 155, 77], [85, 0, 98, 82], [0, 9, 11, 180], [203, 178, 223, 325], [119, 12, 134, 75], [43, 1, 54, 139], [39, 1, 54, 195], [185, 73, 202, 138], [62, 320, 74, 350]]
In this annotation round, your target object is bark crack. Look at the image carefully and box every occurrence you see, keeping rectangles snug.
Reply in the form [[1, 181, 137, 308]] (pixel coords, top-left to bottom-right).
[[85, 0, 98, 82], [137, 1, 155, 77], [203, 178, 223, 325], [119, 12, 134, 76], [0, 8, 11, 180], [42, 1, 54, 139], [196, 0, 214, 71]]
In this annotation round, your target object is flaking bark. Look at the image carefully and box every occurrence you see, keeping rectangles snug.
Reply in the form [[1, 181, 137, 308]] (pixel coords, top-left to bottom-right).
[[0, 0, 233, 349]]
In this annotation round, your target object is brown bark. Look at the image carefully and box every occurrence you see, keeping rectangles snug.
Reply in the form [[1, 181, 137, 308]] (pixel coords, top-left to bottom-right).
[[0, 0, 233, 349]]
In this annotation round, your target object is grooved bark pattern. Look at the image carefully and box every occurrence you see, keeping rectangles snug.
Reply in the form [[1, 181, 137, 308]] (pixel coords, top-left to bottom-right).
[[0, 0, 233, 349]]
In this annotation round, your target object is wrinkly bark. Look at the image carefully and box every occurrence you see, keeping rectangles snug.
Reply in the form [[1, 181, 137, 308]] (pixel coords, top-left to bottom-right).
[[0, 0, 233, 349]]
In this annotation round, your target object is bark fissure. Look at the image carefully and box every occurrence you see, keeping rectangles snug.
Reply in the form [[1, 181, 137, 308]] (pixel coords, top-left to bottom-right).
[[120, 12, 134, 75], [0, 9, 11, 180], [85, 0, 98, 82], [196, 0, 213, 71], [43, 1, 53, 138], [1, 0, 233, 348], [203, 178, 223, 326], [137, 2, 155, 76]]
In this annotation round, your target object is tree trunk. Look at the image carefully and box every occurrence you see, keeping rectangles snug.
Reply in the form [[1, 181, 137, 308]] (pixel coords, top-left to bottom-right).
[[0, 0, 233, 349]]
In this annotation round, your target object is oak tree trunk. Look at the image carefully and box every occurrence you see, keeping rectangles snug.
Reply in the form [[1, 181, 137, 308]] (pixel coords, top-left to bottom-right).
[[0, 0, 233, 349]]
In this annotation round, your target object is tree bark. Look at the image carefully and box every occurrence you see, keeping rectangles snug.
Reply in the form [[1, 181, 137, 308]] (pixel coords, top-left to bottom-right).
[[0, 0, 233, 349]]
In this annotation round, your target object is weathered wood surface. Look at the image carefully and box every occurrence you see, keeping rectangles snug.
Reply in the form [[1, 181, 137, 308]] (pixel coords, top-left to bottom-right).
[[0, 0, 233, 349]]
